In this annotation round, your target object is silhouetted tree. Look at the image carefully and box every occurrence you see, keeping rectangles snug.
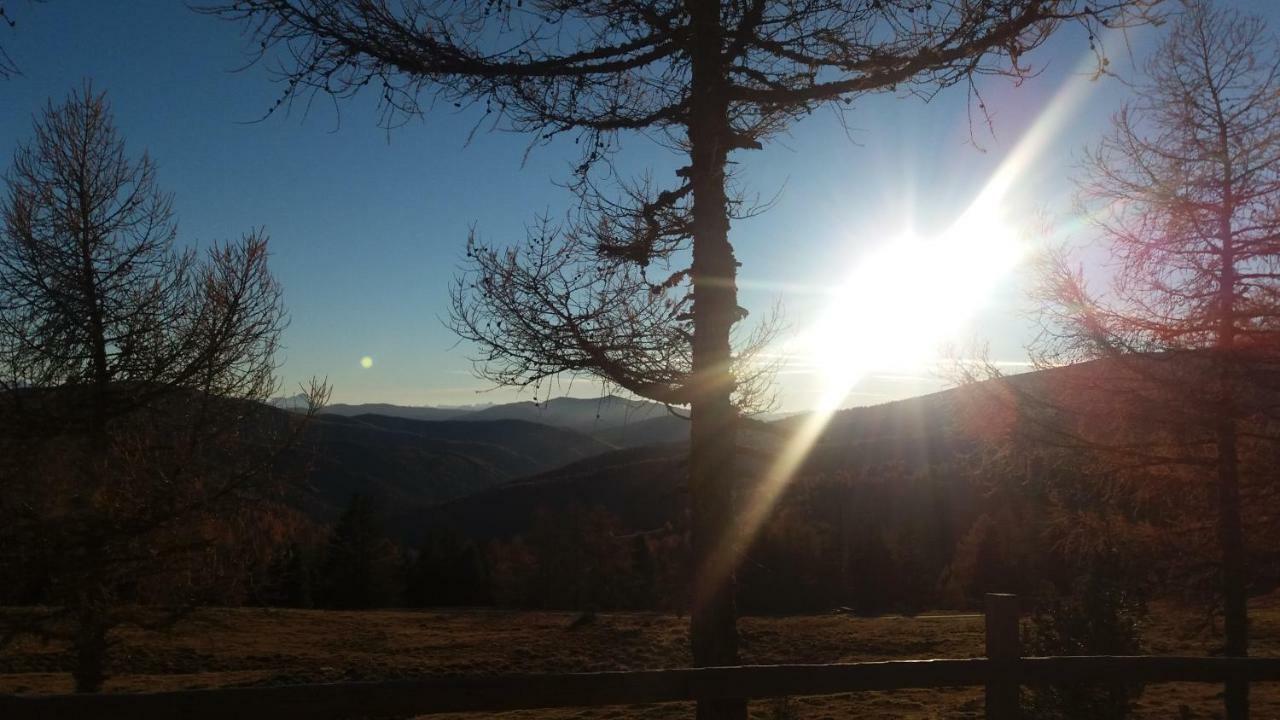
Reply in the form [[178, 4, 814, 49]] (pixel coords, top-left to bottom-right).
[[628, 533, 658, 609], [262, 541, 320, 608], [317, 494, 403, 609], [1024, 549, 1147, 720], [406, 527, 491, 607], [526, 504, 635, 609], [209, 3, 1155, 716], [1034, 3, 1280, 716], [487, 537, 539, 606], [740, 505, 837, 612], [0, 85, 324, 692]]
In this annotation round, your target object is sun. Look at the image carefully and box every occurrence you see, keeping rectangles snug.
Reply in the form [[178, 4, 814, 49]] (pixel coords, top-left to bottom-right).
[[694, 51, 1108, 605], [700, 202, 1024, 602], [805, 206, 1024, 407], [360, 355, 374, 369]]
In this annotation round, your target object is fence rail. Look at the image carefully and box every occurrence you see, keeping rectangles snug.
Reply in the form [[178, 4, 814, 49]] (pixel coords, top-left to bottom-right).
[[3, 595, 1277, 720]]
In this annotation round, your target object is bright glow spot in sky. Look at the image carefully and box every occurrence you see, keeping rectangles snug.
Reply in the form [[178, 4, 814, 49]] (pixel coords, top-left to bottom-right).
[[694, 41, 1116, 610], [805, 207, 1025, 398], [360, 356, 374, 369]]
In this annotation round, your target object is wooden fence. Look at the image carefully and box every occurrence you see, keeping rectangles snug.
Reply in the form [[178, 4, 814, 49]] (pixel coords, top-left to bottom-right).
[[4, 594, 1280, 720]]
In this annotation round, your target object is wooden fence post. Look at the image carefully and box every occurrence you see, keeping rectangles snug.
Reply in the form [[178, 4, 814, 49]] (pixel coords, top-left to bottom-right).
[[985, 593, 1020, 720]]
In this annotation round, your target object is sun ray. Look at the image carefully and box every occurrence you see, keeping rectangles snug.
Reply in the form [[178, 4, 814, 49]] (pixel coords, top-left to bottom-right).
[[699, 50, 1110, 602]]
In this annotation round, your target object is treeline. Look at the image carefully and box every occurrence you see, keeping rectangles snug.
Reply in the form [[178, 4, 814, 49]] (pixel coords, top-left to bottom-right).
[[11, 439, 1269, 620], [252, 459, 1093, 614], [256, 495, 490, 609], [257, 496, 676, 611]]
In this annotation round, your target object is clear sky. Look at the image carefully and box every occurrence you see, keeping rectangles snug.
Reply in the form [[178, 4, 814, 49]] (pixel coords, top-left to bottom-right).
[[3, 1, 1277, 412]]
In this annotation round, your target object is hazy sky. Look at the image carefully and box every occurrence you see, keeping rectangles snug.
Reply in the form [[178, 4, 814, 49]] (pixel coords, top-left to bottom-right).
[[3, 1, 1278, 411]]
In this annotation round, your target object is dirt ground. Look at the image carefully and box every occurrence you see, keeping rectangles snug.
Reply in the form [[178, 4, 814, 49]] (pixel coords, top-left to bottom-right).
[[2, 596, 1279, 719]]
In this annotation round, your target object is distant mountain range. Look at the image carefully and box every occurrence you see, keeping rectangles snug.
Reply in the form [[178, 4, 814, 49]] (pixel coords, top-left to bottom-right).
[[276, 394, 678, 433], [258, 393, 694, 538], [461, 395, 673, 431], [281, 411, 614, 525], [421, 355, 1265, 544], [423, 387, 969, 541], [272, 385, 974, 541], [318, 403, 479, 422], [592, 414, 692, 448], [271, 356, 1280, 550]]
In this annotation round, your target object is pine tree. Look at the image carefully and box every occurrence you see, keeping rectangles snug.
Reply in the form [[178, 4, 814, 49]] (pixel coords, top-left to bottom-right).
[[319, 495, 403, 609]]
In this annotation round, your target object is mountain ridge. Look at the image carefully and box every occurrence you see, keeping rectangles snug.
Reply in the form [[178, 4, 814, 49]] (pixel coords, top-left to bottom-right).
[[274, 394, 677, 433]]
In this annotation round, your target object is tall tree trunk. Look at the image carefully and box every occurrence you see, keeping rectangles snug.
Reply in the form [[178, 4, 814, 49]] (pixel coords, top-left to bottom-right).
[[1214, 129, 1248, 719], [685, 2, 744, 719], [71, 154, 114, 697], [76, 153, 110, 449], [71, 586, 109, 693], [1216, 269, 1248, 719], [1218, 416, 1248, 719]]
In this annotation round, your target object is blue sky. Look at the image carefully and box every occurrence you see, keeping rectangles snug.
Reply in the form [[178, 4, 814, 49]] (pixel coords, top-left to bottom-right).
[[3, 1, 1276, 411]]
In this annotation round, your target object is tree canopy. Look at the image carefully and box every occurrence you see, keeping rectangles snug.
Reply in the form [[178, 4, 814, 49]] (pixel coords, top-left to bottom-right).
[[0, 84, 319, 693], [1030, 4, 1280, 716]]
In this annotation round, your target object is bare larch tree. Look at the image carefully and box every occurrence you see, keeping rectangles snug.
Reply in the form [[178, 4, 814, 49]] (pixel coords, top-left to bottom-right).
[[0, 85, 322, 693], [1035, 3, 1280, 717], [208, 2, 1153, 717]]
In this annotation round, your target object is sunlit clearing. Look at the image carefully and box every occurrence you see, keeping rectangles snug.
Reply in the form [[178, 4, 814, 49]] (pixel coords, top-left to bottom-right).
[[360, 355, 374, 369]]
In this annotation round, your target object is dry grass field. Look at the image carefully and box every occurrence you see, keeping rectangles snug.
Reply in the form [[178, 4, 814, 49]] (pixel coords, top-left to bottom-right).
[[3, 596, 1280, 719]]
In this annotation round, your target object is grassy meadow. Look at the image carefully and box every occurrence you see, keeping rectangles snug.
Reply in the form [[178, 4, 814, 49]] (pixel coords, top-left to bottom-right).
[[3, 596, 1280, 719]]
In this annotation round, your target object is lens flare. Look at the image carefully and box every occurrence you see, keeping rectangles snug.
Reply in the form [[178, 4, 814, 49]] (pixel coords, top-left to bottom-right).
[[695, 53, 1106, 608], [807, 217, 1024, 397]]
